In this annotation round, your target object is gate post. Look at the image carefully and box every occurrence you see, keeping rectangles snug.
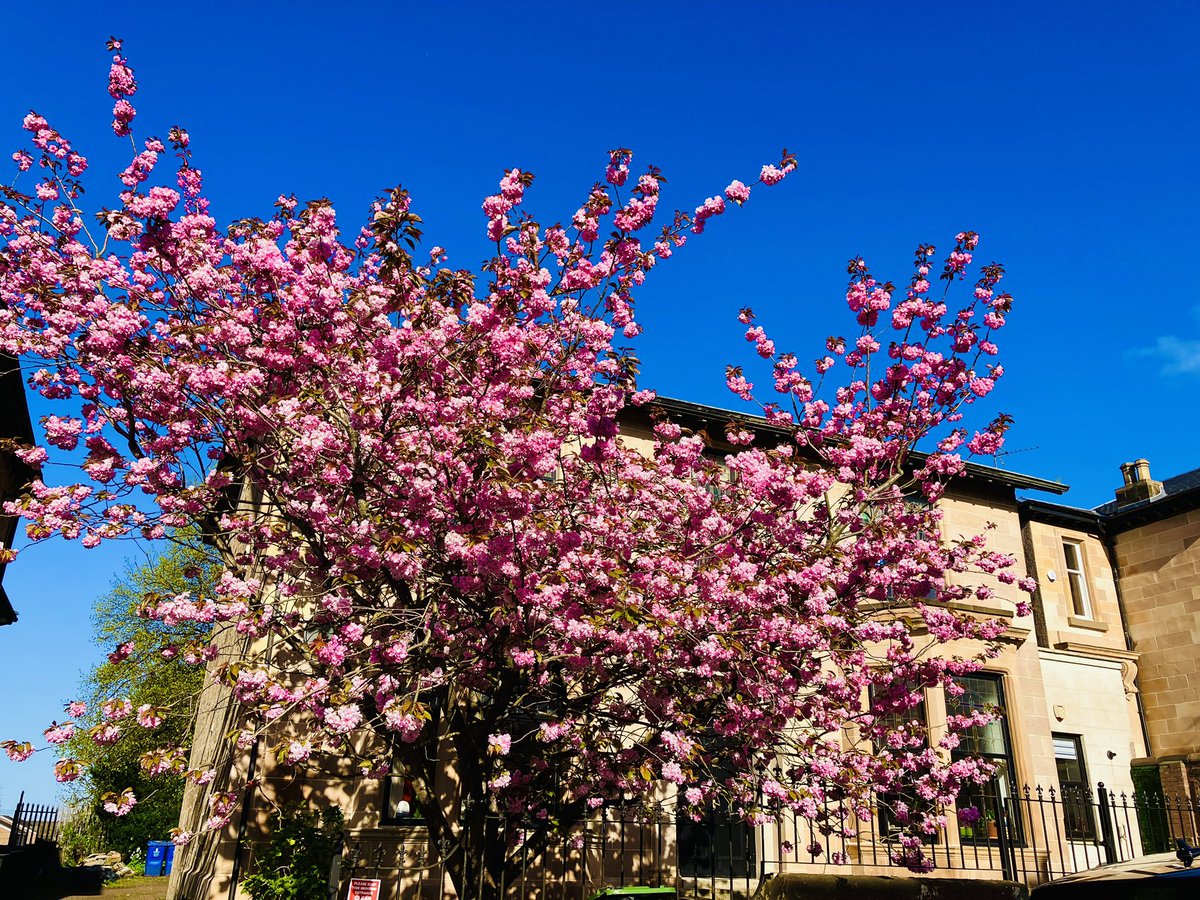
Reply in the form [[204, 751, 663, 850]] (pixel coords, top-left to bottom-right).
[[1096, 782, 1118, 864], [7, 791, 24, 848], [995, 795, 1017, 882]]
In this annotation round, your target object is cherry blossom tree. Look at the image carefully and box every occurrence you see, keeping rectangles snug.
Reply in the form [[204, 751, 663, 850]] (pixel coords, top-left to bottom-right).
[[1, 40, 1031, 899]]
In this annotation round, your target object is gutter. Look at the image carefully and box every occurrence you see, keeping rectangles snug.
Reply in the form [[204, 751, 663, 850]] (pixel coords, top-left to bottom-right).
[[644, 395, 1069, 496]]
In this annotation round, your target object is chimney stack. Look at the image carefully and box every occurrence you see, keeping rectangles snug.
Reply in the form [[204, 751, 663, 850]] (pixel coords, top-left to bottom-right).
[[1114, 458, 1164, 509]]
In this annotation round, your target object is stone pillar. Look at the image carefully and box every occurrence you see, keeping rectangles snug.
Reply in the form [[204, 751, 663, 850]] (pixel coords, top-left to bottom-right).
[[1159, 758, 1193, 842]]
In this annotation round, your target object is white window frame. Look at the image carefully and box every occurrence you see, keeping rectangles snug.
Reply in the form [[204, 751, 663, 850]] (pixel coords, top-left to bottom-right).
[[1061, 540, 1092, 619], [1052, 733, 1096, 841]]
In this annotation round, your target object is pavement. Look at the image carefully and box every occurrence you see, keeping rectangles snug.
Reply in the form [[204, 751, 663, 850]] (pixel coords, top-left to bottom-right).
[[46, 875, 169, 900]]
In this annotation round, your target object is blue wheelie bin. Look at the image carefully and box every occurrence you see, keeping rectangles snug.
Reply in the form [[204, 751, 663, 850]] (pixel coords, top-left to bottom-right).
[[145, 840, 170, 876]]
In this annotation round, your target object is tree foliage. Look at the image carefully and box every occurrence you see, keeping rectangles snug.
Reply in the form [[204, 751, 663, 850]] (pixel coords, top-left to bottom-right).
[[57, 532, 216, 860], [1, 40, 1030, 896]]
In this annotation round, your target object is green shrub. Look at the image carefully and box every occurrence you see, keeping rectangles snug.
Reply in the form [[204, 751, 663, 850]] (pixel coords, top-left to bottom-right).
[[59, 810, 107, 866], [242, 806, 345, 900]]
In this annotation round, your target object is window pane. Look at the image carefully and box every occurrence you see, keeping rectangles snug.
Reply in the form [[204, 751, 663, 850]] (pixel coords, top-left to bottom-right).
[[958, 718, 1009, 756], [1067, 572, 1088, 616], [1062, 542, 1091, 617], [948, 676, 1007, 755], [950, 675, 1021, 845], [384, 775, 424, 822], [955, 675, 1001, 709], [874, 697, 927, 742], [1053, 737, 1084, 783], [871, 690, 932, 843], [1063, 542, 1082, 571], [1053, 733, 1095, 840]]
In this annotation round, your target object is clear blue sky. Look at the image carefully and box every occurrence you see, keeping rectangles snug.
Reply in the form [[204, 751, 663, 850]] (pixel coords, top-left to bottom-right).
[[3, 0, 1199, 805]]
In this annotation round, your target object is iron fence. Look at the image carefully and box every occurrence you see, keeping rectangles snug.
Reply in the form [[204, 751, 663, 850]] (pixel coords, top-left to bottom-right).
[[339, 805, 694, 900], [760, 782, 1200, 885], [3, 791, 60, 849], [318, 782, 1200, 898]]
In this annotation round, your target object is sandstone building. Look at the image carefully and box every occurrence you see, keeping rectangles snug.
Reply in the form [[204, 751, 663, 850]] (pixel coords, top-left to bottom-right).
[[170, 398, 1197, 899], [1021, 458, 1200, 814]]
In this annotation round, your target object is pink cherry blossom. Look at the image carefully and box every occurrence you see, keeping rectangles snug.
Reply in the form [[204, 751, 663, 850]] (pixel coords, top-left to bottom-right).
[[102, 789, 137, 817], [724, 180, 751, 204], [136, 705, 163, 729], [43, 723, 75, 744], [488, 733, 512, 756], [102, 698, 132, 721], [2, 741, 34, 762], [55, 759, 84, 782]]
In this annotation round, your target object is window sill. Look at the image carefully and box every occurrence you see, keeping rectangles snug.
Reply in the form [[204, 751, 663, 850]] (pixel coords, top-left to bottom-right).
[[1067, 616, 1108, 632], [348, 824, 430, 844]]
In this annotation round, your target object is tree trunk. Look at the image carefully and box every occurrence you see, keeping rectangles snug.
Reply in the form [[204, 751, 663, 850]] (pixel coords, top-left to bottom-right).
[[167, 624, 249, 900], [442, 800, 507, 900], [428, 705, 511, 900]]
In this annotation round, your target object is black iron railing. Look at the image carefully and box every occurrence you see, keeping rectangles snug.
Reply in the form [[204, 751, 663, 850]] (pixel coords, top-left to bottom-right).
[[318, 782, 1200, 898], [3, 791, 60, 849]]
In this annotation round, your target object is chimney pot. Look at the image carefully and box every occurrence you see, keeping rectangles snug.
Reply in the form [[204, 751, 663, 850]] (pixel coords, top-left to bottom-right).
[[1114, 458, 1164, 508]]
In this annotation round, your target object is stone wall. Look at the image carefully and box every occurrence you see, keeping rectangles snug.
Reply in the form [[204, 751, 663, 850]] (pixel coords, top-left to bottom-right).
[[1021, 521, 1127, 655], [1113, 508, 1200, 761], [755, 873, 1027, 900]]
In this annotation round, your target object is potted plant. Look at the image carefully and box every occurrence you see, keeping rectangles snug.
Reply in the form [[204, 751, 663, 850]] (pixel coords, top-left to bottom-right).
[[985, 809, 999, 840]]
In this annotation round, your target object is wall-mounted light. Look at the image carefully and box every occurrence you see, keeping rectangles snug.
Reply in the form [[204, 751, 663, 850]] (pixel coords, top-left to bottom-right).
[[1107, 750, 1117, 760]]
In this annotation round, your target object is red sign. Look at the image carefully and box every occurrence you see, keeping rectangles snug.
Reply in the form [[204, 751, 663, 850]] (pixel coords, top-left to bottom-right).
[[348, 878, 381, 900]]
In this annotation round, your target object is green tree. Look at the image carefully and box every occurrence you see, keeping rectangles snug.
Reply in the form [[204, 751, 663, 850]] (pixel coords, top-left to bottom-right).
[[58, 531, 217, 861]]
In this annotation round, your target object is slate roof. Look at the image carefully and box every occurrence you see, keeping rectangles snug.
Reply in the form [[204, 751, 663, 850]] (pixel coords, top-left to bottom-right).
[[646, 394, 1069, 496], [1094, 465, 1200, 518], [1023, 463, 1200, 534]]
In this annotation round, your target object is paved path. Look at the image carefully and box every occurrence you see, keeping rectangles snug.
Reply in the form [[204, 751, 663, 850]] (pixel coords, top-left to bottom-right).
[[54, 875, 169, 900]]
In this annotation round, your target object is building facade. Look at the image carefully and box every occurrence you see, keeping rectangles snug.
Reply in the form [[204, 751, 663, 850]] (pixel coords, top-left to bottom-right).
[[1023, 459, 1200, 816], [173, 401, 1196, 900]]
